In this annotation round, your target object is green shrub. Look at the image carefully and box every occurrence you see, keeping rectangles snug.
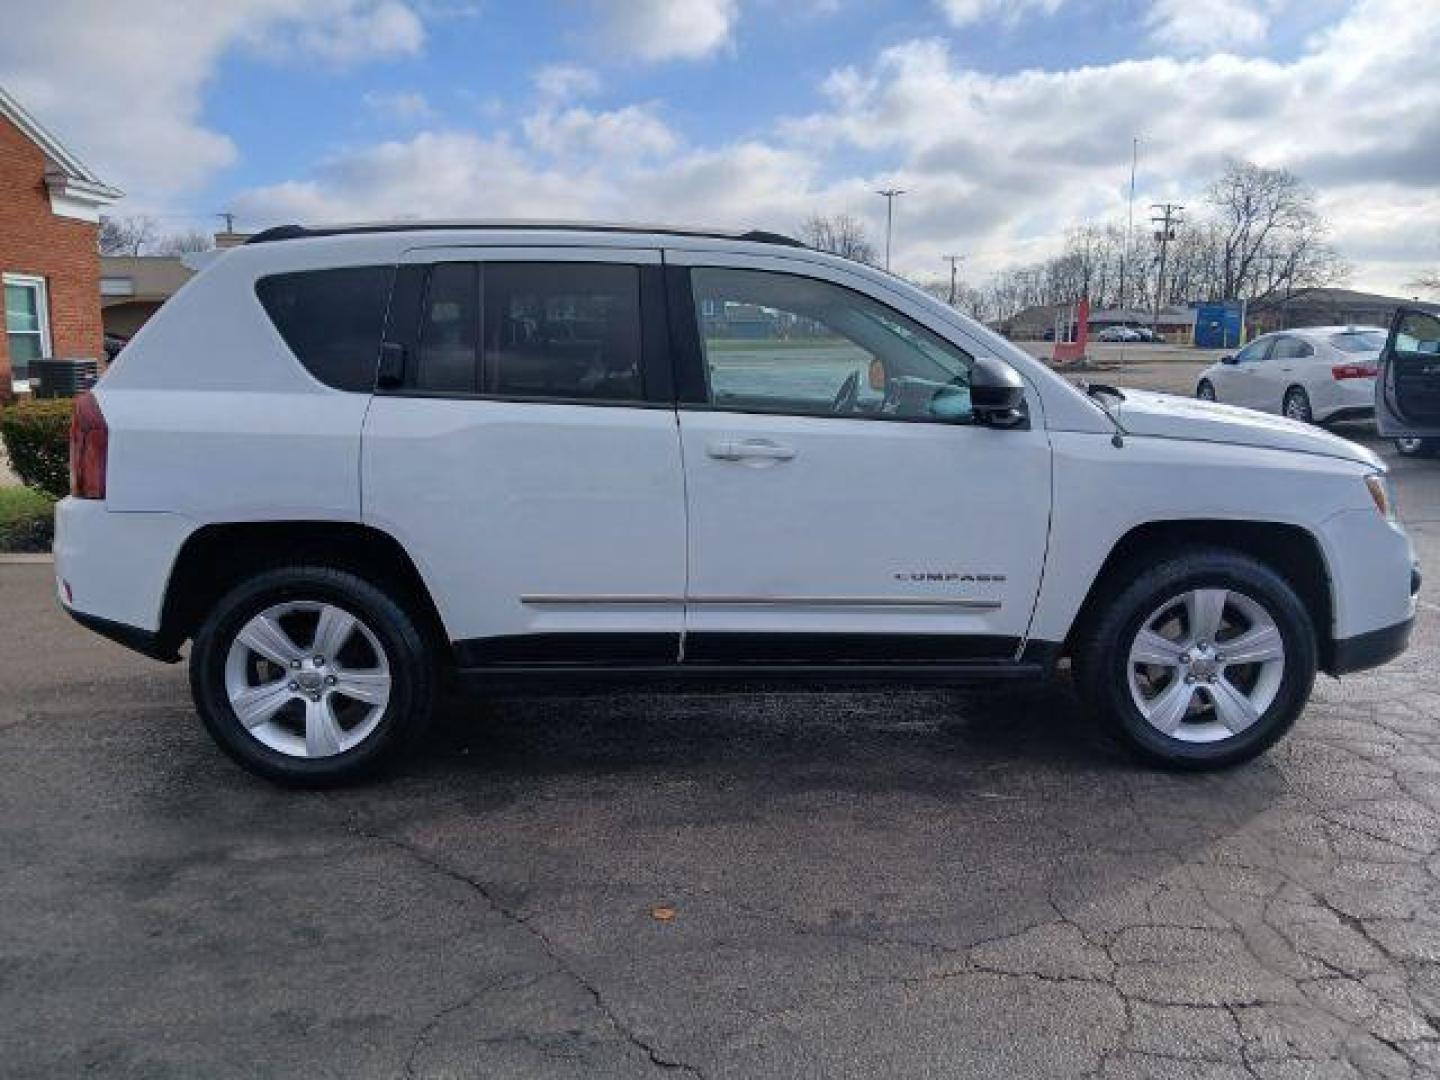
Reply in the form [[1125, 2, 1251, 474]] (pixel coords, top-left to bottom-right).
[[0, 399, 72, 500], [0, 485, 55, 552]]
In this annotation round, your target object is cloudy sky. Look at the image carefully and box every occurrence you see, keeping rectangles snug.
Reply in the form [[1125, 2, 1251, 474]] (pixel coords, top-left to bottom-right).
[[2, 0, 1437, 293]]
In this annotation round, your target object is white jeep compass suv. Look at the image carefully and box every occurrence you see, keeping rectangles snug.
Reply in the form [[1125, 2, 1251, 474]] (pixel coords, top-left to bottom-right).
[[56, 222, 1419, 785]]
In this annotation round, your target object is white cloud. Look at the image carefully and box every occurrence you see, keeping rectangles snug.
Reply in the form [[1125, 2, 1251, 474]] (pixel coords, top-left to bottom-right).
[[231, 0, 1440, 292], [1146, 0, 1278, 54], [273, 0, 425, 64], [363, 90, 436, 123], [533, 63, 602, 102], [588, 0, 739, 62], [0, 0, 426, 199], [524, 104, 677, 159], [935, 0, 1066, 27]]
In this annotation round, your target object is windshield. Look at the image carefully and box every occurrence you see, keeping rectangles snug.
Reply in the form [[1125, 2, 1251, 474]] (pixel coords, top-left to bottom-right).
[[1330, 330, 1386, 354]]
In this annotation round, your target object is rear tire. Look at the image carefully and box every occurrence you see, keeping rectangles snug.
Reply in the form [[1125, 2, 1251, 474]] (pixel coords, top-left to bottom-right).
[[1283, 386, 1314, 424], [1196, 380, 1216, 402], [190, 566, 435, 786], [1076, 548, 1316, 770]]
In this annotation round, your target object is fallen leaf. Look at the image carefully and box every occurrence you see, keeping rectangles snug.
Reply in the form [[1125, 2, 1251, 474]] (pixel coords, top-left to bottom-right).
[[650, 906, 677, 923]]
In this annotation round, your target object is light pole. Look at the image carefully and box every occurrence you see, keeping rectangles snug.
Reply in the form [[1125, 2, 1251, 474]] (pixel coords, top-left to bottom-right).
[[876, 188, 905, 272], [1120, 136, 1138, 310]]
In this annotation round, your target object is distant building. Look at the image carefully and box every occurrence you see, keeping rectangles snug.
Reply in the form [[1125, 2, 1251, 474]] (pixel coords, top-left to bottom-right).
[[1, 85, 121, 394], [1247, 287, 1440, 335], [100, 256, 196, 340]]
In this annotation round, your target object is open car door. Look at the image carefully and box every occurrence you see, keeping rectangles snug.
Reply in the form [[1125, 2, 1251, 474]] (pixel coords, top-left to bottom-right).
[[1378, 306, 1440, 438]]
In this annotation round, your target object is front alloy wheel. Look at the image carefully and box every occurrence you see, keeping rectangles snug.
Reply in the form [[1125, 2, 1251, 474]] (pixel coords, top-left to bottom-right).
[[1127, 588, 1285, 743], [1077, 547, 1316, 769]]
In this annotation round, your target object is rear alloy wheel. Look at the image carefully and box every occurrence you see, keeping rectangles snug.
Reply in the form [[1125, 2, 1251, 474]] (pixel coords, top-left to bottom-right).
[[191, 567, 434, 785], [1078, 548, 1316, 769], [1196, 380, 1216, 402], [1283, 387, 1314, 424]]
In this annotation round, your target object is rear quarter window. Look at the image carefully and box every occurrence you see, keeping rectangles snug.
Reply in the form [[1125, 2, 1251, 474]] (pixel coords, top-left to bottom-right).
[[255, 266, 395, 391]]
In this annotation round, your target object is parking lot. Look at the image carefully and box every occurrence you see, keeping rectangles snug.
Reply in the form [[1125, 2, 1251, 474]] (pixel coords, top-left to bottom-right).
[[3, 361, 1439, 1078]]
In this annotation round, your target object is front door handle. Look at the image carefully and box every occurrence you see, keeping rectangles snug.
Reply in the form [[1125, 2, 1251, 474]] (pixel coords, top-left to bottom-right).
[[706, 438, 797, 462]]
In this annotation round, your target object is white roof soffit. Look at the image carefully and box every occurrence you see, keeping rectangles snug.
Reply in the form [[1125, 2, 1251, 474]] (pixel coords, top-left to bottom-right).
[[0, 83, 122, 221]]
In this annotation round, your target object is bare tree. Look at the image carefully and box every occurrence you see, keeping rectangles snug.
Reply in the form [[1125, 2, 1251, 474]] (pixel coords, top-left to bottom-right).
[[98, 215, 158, 255], [152, 230, 215, 256], [1205, 160, 1345, 301], [800, 213, 878, 267], [100, 216, 217, 257]]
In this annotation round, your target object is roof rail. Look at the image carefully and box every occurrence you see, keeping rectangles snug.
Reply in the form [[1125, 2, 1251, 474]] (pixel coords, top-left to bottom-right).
[[244, 220, 807, 248]]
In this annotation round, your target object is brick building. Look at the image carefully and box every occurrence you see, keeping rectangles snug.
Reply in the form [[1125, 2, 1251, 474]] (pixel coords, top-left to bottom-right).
[[1, 85, 121, 396]]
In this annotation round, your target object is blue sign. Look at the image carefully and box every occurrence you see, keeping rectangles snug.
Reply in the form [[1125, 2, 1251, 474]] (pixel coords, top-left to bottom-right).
[[1194, 302, 1244, 349]]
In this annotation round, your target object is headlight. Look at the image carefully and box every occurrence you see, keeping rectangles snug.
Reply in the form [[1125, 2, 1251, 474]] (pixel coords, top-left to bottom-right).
[[1365, 473, 1398, 520]]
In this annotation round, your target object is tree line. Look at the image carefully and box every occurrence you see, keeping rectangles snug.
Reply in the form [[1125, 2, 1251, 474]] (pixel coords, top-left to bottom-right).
[[98, 215, 214, 257], [803, 160, 1352, 324]]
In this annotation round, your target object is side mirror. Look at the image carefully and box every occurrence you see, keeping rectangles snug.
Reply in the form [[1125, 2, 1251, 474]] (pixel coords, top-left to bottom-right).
[[1220, 354, 1237, 365], [970, 356, 1027, 426]]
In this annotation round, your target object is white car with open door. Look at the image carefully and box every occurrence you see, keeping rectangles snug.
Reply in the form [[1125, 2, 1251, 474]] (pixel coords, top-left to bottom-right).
[[1377, 306, 1440, 457], [1195, 326, 1386, 424], [54, 222, 1419, 786]]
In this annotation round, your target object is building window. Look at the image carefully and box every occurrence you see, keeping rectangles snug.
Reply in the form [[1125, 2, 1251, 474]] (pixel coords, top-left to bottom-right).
[[3, 274, 52, 389]]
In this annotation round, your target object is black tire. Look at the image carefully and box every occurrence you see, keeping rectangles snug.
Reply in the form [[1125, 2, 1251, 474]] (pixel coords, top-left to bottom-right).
[[1283, 386, 1314, 424], [1395, 437, 1440, 458], [1076, 547, 1317, 770], [190, 566, 435, 786], [1196, 380, 1216, 402]]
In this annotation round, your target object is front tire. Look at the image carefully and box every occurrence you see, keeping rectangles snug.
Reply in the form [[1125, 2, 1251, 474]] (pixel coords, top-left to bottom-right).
[[1196, 380, 1216, 402], [190, 566, 435, 786], [1076, 548, 1316, 770], [1283, 386, 1314, 424]]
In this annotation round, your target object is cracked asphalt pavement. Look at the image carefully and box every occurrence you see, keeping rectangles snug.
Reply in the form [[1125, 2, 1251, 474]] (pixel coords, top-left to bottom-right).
[[2, 417, 1438, 1078]]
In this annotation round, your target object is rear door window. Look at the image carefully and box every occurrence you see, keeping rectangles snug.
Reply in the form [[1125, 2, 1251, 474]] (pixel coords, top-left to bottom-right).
[[1271, 337, 1313, 360], [482, 263, 643, 402], [255, 266, 395, 391]]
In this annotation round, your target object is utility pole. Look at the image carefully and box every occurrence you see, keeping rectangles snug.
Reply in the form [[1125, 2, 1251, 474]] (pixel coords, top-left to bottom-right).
[[216, 210, 237, 233], [943, 254, 964, 305], [1150, 202, 1183, 337], [875, 188, 905, 272]]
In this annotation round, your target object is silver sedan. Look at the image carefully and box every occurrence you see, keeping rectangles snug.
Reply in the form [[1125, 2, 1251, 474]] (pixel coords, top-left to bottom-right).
[[1195, 326, 1386, 424]]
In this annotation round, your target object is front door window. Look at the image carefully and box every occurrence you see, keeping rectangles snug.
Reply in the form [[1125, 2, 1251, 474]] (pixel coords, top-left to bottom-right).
[[690, 267, 975, 423]]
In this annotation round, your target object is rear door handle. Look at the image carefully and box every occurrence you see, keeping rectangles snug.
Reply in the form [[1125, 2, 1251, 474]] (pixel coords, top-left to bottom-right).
[[706, 438, 797, 462]]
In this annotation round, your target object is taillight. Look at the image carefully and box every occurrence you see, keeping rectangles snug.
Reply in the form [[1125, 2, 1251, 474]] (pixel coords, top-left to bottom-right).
[[69, 391, 108, 499], [1332, 363, 1378, 380]]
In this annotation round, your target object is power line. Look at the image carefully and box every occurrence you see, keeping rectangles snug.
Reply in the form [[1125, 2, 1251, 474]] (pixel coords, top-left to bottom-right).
[[875, 188, 906, 272]]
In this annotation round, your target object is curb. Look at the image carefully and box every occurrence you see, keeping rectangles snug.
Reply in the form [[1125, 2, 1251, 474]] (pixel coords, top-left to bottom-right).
[[0, 553, 54, 565]]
